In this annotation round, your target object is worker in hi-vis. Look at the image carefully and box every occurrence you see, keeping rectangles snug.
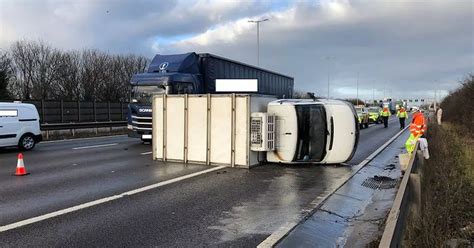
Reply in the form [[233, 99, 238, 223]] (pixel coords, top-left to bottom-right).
[[405, 106, 427, 153], [381, 107, 391, 128], [410, 107, 427, 137], [396, 106, 408, 129], [437, 107, 443, 125]]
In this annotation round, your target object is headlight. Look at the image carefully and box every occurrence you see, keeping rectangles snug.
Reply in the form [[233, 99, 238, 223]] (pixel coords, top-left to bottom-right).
[[127, 124, 133, 130]]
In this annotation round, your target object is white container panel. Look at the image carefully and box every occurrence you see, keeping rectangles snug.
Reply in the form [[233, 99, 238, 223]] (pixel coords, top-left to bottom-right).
[[234, 96, 249, 166], [210, 96, 232, 165], [166, 97, 185, 160], [152, 96, 164, 159], [187, 96, 208, 163]]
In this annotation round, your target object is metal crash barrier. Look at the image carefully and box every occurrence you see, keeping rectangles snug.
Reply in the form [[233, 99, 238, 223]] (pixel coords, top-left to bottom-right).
[[379, 142, 423, 247]]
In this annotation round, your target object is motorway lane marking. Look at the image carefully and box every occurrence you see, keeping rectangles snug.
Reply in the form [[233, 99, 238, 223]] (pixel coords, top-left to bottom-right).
[[72, 143, 119, 150], [0, 165, 226, 233], [140, 151, 152, 155], [258, 125, 410, 248]]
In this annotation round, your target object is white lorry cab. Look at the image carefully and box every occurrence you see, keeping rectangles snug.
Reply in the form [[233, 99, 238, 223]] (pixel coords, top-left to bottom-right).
[[266, 99, 359, 164], [0, 102, 42, 150]]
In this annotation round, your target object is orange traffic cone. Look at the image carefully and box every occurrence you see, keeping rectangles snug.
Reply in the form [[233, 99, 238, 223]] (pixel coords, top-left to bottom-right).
[[14, 153, 29, 176]]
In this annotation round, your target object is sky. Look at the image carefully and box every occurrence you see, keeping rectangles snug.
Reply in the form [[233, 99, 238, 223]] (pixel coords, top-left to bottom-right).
[[1, 0, 473, 101]]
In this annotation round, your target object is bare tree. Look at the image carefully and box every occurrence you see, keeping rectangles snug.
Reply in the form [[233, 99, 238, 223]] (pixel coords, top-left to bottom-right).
[[9, 40, 59, 99], [9, 40, 35, 99], [94, 53, 148, 102], [6, 40, 149, 101], [30, 42, 63, 99], [0, 50, 14, 99], [52, 51, 82, 100], [80, 49, 110, 101]]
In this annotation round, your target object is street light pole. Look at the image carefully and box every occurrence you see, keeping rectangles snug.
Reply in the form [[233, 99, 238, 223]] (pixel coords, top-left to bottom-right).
[[356, 72, 360, 106], [248, 18, 269, 66], [325, 56, 334, 98], [383, 82, 386, 99], [372, 81, 375, 105]]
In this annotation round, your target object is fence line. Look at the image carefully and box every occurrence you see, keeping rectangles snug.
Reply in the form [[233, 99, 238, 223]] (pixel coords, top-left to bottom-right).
[[1, 99, 128, 124]]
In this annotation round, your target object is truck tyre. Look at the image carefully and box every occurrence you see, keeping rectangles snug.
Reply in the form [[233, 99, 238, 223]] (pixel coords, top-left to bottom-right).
[[19, 134, 36, 151], [364, 122, 369, 128], [359, 123, 364, 129]]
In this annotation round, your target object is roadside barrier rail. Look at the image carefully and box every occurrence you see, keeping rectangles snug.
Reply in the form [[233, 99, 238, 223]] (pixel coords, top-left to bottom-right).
[[41, 121, 127, 131], [379, 142, 423, 247]]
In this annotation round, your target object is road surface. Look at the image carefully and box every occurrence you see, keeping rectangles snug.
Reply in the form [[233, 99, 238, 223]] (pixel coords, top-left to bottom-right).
[[0, 117, 403, 247]]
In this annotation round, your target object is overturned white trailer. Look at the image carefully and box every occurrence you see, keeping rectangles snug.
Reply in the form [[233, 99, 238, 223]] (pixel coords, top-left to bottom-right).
[[152, 94, 276, 168], [152, 94, 359, 168]]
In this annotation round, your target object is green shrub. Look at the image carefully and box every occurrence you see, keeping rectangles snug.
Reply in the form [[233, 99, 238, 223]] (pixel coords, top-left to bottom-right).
[[441, 74, 474, 132]]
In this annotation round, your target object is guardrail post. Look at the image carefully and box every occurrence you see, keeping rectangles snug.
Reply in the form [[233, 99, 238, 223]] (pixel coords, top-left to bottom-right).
[[107, 101, 111, 121], [93, 101, 98, 134], [41, 99, 45, 123], [108, 102, 112, 132], [77, 100, 81, 122], [120, 102, 124, 121], [60, 100, 64, 123], [93, 100, 97, 122]]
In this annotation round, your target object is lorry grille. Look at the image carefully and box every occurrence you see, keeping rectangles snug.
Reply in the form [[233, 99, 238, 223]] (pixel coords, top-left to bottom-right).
[[131, 115, 152, 130]]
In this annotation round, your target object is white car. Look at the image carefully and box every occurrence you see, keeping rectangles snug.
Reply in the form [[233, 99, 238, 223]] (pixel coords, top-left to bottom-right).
[[266, 99, 359, 164], [0, 102, 42, 150]]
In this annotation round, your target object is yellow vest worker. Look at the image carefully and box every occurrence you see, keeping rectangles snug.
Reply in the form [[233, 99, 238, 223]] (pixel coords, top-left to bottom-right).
[[405, 133, 418, 154], [381, 107, 390, 128], [397, 107, 408, 129]]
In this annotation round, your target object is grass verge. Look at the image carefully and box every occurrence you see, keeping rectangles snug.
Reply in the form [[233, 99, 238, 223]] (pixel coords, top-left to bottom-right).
[[404, 123, 473, 247]]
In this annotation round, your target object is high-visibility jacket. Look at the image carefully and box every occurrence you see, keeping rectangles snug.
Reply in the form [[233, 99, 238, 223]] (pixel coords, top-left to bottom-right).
[[410, 112, 427, 136], [397, 109, 408, 118], [405, 133, 418, 153], [381, 108, 391, 117]]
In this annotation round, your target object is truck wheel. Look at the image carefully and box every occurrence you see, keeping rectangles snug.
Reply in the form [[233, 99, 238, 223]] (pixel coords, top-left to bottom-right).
[[19, 134, 36, 150], [364, 122, 369, 128], [359, 123, 364, 129]]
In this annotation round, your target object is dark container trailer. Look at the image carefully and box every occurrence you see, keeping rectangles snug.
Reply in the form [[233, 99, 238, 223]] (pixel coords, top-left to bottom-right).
[[141, 53, 294, 97], [128, 52, 294, 141], [199, 54, 294, 98]]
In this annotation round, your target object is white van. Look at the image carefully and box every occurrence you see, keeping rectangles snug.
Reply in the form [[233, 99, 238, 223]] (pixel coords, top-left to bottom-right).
[[266, 99, 359, 164], [0, 102, 42, 150]]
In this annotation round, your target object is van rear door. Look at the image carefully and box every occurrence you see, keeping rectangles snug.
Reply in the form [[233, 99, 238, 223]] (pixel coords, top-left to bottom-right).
[[0, 108, 19, 147]]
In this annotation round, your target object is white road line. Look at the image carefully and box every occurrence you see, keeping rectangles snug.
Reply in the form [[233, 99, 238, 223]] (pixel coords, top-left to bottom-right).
[[140, 151, 152, 155], [0, 165, 226, 233], [258, 125, 409, 248], [72, 143, 119, 150]]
